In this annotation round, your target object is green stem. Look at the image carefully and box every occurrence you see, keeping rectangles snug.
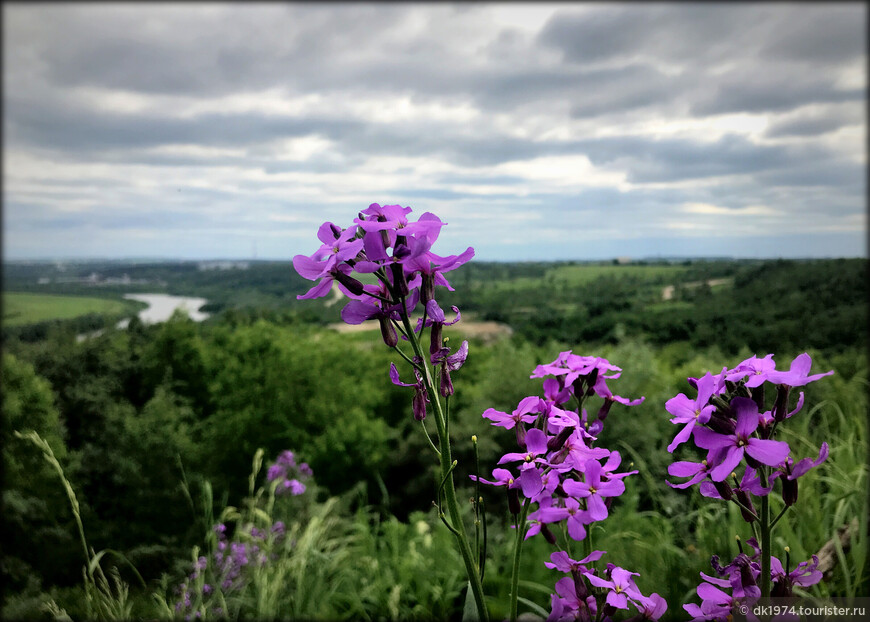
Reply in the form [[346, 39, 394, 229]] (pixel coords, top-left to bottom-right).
[[397, 306, 489, 622], [509, 500, 531, 622], [770, 504, 790, 529], [760, 468, 771, 598]]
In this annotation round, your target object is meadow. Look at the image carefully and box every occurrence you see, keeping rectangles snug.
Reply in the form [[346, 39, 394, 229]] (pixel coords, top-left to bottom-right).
[[1, 253, 867, 621], [2, 292, 141, 327]]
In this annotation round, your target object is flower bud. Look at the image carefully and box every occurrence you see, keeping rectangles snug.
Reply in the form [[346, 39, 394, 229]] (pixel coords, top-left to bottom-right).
[[773, 384, 791, 422], [734, 553, 759, 593], [771, 578, 791, 597], [571, 568, 589, 605], [751, 384, 765, 412], [782, 466, 798, 506], [707, 411, 737, 434], [745, 454, 762, 470], [547, 426, 573, 451], [378, 316, 398, 348], [507, 487, 520, 515], [514, 423, 526, 447], [596, 398, 614, 421], [412, 389, 427, 421], [585, 369, 599, 396], [390, 262, 409, 298], [541, 523, 557, 545], [430, 322, 443, 355], [334, 270, 365, 296], [711, 396, 733, 416], [439, 364, 454, 397], [713, 480, 734, 501], [421, 273, 435, 304], [735, 490, 757, 522]]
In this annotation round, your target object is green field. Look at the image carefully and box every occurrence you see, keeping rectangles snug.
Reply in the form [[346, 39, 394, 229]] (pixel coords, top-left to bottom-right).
[[481, 263, 688, 293], [547, 263, 687, 283], [2, 292, 133, 326]]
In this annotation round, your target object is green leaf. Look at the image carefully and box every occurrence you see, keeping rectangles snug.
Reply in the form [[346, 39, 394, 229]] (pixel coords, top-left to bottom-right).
[[461, 580, 478, 622]]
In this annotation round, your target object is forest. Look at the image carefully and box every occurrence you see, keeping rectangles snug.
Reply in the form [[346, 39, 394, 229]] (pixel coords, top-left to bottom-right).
[[1, 256, 867, 620]]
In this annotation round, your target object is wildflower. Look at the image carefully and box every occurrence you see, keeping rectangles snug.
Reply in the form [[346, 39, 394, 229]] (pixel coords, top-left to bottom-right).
[[482, 395, 542, 445], [545, 550, 605, 573], [547, 576, 598, 622], [406, 245, 475, 303], [389, 361, 429, 421], [773, 442, 828, 506], [417, 299, 461, 354], [293, 223, 366, 299], [770, 553, 823, 596], [431, 339, 468, 397], [666, 459, 712, 489], [724, 354, 777, 388], [497, 428, 550, 466], [562, 459, 626, 522], [692, 397, 791, 481], [765, 353, 834, 387], [627, 593, 668, 621], [666, 372, 718, 453], [585, 565, 644, 610]]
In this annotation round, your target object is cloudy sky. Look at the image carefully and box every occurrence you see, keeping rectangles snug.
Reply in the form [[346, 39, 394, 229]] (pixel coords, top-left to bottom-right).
[[3, 3, 866, 261]]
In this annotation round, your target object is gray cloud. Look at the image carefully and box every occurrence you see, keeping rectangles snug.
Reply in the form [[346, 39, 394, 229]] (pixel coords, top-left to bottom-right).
[[2, 3, 865, 260]]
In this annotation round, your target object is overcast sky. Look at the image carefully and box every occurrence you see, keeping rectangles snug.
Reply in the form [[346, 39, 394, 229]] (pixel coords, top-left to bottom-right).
[[3, 3, 866, 261]]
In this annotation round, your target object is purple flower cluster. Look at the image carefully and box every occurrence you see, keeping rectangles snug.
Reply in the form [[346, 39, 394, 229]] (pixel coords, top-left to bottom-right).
[[686, 540, 822, 621], [666, 353, 831, 512], [292, 203, 473, 344], [173, 519, 287, 620], [665, 353, 831, 619], [266, 449, 312, 496], [294, 205, 474, 420], [173, 450, 310, 620], [477, 351, 667, 621], [546, 550, 668, 622]]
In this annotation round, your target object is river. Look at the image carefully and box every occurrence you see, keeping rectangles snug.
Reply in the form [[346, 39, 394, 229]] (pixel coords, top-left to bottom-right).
[[77, 293, 210, 341]]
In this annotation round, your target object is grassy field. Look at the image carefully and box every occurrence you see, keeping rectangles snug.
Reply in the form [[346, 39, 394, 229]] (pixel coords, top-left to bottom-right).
[[2, 292, 134, 326], [480, 263, 689, 294]]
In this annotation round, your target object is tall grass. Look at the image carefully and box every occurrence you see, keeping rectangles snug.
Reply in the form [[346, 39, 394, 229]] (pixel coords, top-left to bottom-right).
[[13, 430, 141, 621]]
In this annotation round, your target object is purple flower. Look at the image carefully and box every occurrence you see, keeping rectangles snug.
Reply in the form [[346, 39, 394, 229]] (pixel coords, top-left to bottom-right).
[[765, 353, 834, 387], [431, 339, 469, 396], [692, 397, 791, 482], [469, 467, 520, 489], [267, 464, 285, 483], [498, 428, 549, 466], [293, 224, 366, 300], [547, 576, 598, 622], [770, 554, 822, 596], [666, 372, 717, 453], [772, 442, 828, 505], [276, 450, 296, 467], [417, 299, 461, 354], [666, 459, 713, 489], [562, 459, 626, 522], [585, 566, 644, 610], [630, 593, 668, 621], [389, 361, 429, 421], [725, 354, 777, 388], [545, 550, 605, 573], [482, 396, 542, 429], [406, 245, 475, 302]]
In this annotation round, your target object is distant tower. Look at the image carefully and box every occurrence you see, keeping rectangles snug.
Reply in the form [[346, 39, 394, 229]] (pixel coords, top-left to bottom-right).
[[252, 240, 258, 260]]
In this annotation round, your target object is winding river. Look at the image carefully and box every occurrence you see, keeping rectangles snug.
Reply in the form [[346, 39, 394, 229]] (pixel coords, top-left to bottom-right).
[[77, 293, 210, 341]]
